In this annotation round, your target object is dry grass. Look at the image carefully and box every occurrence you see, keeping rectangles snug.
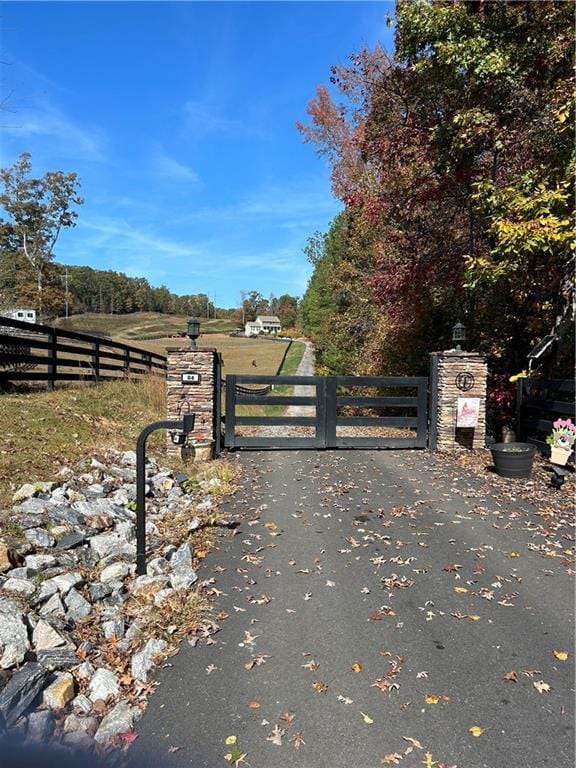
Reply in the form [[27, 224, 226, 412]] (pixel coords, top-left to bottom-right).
[[55, 312, 238, 339], [0, 375, 167, 507]]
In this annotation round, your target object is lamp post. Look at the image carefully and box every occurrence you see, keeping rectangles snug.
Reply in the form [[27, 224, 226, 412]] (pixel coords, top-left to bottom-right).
[[452, 321, 466, 352], [187, 317, 200, 350]]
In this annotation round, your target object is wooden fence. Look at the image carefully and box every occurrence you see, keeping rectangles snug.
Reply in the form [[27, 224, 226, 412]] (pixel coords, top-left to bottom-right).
[[516, 377, 575, 453], [0, 316, 166, 390]]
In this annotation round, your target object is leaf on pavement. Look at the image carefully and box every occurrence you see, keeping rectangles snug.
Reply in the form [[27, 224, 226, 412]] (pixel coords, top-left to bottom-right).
[[469, 726, 484, 737], [248, 701, 261, 709], [533, 680, 551, 693], [291, 731, 306, 749], [312, 680, 328, 694], [280, 711, 295, 727], [502, 670, 518, 682], [224, 747, 248, 766], [422, 753, 437, 767], [382, 753, 403, 764], [225, 736, 237, 746], [553, 650, 569, 661], [424, 694, 440, 705], [266, 724, 285, 746], [351, 662, 362, 673], [360, 711, 374, 724]]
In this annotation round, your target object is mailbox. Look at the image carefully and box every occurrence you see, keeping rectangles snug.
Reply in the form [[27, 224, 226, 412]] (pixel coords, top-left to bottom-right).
[[181, 372, 202, 384]]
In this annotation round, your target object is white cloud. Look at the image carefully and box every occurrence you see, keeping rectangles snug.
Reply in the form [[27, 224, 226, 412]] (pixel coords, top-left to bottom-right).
[[153, 151, 199, 183], [2, 97, 106, 163]]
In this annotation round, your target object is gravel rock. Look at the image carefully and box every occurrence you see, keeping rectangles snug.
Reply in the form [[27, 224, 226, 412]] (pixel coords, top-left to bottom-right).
[[94, 700, 137, 744], [169, 567, 198, 590], [88, 582, 113, 601], [27, 709, 55, 742], [131, 638, 167, 682], [130, 574, 169, 598], [147, 557, 170, 576], [88, 668, 120, 702], [103, 619, 125, 640], [6, 566, 35, 579], [0, 598, 30, 668], [24, 528, 56, 548], [37, 648, 79, 669], [32, 619, 67, 650], [64, 588, 92, 622], [51, 571, 84, 595], [71, 693, 93, 714], [64, 712, 99, 735], [36, 579, 59, 603], [2, 577, 36, 597], [25, 554, 58, 570], [15, 497, 55, 515], [76, 661, 95, 680], [90, 533, 135, 561], [0, 662, 49, 726], [43, 671, 76, 710], [62, 730, 94, 750], [100, 562, 131, 583], [169, 542, 193, 570], [39, 593, 66, 618], [115, 521, 136, 541], [12, 483, 41, 503], [0, 541, 12, 572], [54, 533, 86, 550]]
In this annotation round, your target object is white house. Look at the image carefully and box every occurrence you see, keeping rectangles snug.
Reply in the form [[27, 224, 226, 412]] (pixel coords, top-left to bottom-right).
[[245, 315, 282, 337], [2, 308, 36, 324]]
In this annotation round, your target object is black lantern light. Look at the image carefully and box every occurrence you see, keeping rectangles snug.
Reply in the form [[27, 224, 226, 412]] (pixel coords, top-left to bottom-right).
[[187, 317, 201, 349], [452, 321, 466, 351]]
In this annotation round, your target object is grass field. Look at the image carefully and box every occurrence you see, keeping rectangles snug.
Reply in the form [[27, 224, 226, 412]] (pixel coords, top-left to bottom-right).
[[55, 312, 239, 339]]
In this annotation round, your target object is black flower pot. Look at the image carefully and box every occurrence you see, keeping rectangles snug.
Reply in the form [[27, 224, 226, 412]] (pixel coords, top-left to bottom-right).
[[490, 442, 535, 479]]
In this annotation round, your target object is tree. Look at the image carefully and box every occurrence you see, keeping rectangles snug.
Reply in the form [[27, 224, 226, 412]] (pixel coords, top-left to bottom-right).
[[0, 152, 83, 319], [298, 0, 574, 379]]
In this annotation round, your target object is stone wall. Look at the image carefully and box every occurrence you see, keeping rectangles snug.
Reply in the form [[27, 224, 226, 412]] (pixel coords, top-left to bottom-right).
[[166, 348, 218, 454], [430, 351, 488, 450]]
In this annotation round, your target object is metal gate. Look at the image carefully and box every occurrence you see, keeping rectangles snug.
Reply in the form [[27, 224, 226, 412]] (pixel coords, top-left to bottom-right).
[[223, 374, 428, 450]]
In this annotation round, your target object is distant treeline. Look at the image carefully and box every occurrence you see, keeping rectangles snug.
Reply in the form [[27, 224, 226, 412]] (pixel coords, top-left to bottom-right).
[[63, 265, 227, 318]]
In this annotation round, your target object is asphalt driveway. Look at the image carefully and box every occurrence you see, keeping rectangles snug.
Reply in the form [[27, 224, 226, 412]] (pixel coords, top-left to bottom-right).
[[128, 449, 574, 768]]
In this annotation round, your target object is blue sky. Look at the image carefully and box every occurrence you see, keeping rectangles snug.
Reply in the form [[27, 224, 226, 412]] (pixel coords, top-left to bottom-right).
[[1, 1, 394, 308]]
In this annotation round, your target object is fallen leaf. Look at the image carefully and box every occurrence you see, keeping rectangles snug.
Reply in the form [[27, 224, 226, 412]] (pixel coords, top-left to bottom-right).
[[351, 662, 362, 673], [312, 681, 328, 694], [266, 724, 285, 746], [533, 680, 551, 694], [360, 711, 374, 724], [553, 650, 569, 661], [424, 694, 440, 705], [502, 671, 518, 682], [454, 587, 468, 593], [403, 737, 423, 750], [224, 747, 248, 766], [290, 731, 305, 749], [248, 701, 261, 709], [196, 551, 207, 559], [469, 726, 484, 737], [280, 711, 295, 727], [117, 732, 138, 744], [382, 753, 403, 765], [225, 736, 237, 746], [422, 753, 437, 768], [168, 745, 182, 752]]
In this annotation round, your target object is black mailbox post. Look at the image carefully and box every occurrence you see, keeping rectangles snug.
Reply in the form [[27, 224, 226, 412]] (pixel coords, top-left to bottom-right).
[[136, 414, 195, 575]]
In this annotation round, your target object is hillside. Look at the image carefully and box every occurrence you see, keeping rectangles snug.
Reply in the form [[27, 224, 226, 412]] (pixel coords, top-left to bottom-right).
[[54, 312, 239, 340]]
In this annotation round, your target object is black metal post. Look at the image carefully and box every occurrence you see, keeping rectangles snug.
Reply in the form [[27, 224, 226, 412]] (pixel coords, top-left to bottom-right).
[[136, 415, 195, 575]]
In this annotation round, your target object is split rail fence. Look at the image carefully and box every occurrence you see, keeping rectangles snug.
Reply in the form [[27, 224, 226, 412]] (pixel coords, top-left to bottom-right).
[[0, 317, 166, 390]]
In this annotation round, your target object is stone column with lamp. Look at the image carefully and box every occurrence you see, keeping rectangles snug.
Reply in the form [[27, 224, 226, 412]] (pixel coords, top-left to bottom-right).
[[429, 322, 488, 451], [166, 318, 221, 461]]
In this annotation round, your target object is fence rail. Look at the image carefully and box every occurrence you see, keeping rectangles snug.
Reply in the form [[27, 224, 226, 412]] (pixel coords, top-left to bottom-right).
[[516, 377, 575, 453], [0, 316, 166, 390]]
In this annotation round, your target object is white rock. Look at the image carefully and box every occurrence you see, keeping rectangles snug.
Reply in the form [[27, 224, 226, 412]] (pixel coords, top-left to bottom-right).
[[2, 578, 36, 597], [51, 572, 84, 595], [76, 661, 95, 680], [12, 484, 39, 503], [0, 599, 30, 668], [32, 619, 67, 651], [130, 575, 169, 598], [131, 638, 167, 682], [169, 568, 198, 590], [88, 668, 120, 702], [100, 562, 131, 583], [25, 554, 57, 570], [37, 580, 59, 603], [90, 533, 135, 560], [39, 593, 66, 618], [94, 701, 137, 744]]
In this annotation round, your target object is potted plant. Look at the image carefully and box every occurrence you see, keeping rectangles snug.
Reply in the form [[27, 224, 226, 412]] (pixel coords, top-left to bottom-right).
[[490, 442, 536, 479], [546, 418, 576, 466]]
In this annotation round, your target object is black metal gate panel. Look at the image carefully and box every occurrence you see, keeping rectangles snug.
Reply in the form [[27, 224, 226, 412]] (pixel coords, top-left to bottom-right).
[[224, 374, 428, 450]]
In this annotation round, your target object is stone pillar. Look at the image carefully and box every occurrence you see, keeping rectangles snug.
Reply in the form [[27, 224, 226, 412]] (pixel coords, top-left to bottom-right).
[[430, 350, 488, 451], [166, 348, 218, 458]]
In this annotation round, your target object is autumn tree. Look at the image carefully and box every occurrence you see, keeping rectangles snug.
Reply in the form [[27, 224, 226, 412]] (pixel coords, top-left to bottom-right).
[[0, 152, 83, 320]]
